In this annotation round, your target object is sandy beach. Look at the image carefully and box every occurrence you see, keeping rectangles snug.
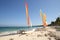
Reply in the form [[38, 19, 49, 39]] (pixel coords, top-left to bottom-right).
[[0, 27, 60, 40], [0, 31, 51, 40]]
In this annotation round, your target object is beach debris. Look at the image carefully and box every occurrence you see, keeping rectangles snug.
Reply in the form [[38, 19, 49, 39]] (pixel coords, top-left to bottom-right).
[[45, 34, 48, 37], [37, 34, 42, 37], [48, 38, 51, 40], [17, 30, 26, 37], [26, 34, 28, 36], [9, 38, 14, 40], [48, 33, 56, 37], [55, 36, 60, 40], [35, 28, 46, 31], [17, 30, 26, 34]]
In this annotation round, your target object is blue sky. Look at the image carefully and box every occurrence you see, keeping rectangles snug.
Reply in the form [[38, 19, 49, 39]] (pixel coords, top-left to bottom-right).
[[0, 0, 60, 26]]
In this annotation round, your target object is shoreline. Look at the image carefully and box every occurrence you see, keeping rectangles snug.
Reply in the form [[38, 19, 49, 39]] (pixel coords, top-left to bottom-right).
[[0, 27, 60, 40], [0, 27, 42, 36], [0, 28, 36, 37]]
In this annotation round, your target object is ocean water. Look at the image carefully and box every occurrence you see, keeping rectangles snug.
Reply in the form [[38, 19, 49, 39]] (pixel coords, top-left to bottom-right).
[[0, 26, 43, 32]]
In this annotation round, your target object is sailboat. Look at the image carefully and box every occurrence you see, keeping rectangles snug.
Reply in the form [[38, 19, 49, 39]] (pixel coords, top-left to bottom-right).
[[40, 9, 47, 27], [25, 2, 32, 27], [40, 9, 56, 32]]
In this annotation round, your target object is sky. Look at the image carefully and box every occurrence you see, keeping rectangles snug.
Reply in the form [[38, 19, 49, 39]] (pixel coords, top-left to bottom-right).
[[0, 0, 60, 26]]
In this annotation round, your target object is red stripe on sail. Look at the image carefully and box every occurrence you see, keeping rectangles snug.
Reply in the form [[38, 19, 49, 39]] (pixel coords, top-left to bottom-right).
[[25, 1, 31, 26], [28, 16, 30, 26]]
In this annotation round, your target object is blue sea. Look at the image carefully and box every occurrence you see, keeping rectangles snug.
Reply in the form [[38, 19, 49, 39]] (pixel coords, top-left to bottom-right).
[[0, 26, 43, 33]]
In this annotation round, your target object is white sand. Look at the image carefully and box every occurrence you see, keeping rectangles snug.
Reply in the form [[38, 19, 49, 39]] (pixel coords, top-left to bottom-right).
[[0, 27, 57, 40]]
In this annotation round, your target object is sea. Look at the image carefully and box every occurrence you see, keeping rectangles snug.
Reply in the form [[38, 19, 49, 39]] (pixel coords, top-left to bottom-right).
[[0, 26, 43, 33]]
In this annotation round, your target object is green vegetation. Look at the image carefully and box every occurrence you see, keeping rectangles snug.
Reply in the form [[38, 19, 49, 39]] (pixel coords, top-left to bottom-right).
[[49, 17, 60, 26]]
